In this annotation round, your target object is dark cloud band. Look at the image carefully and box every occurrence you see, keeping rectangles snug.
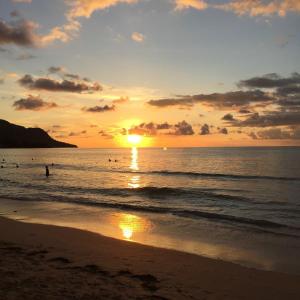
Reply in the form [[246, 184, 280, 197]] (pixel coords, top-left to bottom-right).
[[13, 95, 58, 111], [18, 74, 102, 93]]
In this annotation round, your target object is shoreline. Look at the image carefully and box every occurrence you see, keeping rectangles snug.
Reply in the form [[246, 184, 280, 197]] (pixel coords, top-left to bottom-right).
[[1, 216, 300, 299], [1, 197, 300, 276]]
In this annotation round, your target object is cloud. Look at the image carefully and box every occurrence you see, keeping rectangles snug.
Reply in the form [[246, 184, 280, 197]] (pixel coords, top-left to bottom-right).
[[277, 97, 300, 111], [39, 25, 74, 46], [17, 53, 36, 60], [175, 0, 300, 16], [65, 73, 81, 80], [131, 32, 145, 43], [66, 0, 138, 19], [0, 11, 79, 47], [237, 72, 300, 113], [13, 95, 58, 111], [238, 73, 300, 89], [148, 97, 195, 108], [175, 0, 207, 10], [0, 19, 38, 47], [18, 74, 102, 93], [219, 127, 229, 134], [20, 1, 139, 47], [239, 108, 252, 114], [216, 0, 300, 17], [200, 124, 210, 135], [128, 121, 231, 137], [48, 66, 65, 74], [277, 85, 300, 96], [248, 132, 258, 139], [148, 90, 273, 109], [112, 96, 130, 104], [148, 73, 300, 125], [249, 127, 300, 140], [222, 113, 236, 121], [172, 120, 195, 135], [82, 105, 115, 112], [47, 66, 91, 82], [7, 1, 300, 48], [10, 10, 21, 18], [128, 122, 172, 136], [69, 130, 87, 137], [99, 130, 114, 139], [11, 0, 32, 3], [157, 122, 172, 130], [231, 111, 300, 127], [0, 78, 4, 84], [128, 121, 193, 136]]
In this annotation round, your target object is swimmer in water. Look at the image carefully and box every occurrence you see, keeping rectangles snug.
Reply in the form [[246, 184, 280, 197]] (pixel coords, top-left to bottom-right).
[[45, 165, 50, 177]]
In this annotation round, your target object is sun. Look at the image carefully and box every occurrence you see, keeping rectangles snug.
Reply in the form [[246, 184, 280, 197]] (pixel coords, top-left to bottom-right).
[[127, 134, 142, 146]]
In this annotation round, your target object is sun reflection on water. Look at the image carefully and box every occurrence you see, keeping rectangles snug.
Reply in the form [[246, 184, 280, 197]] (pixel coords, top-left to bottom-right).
[[130, 147, 139, 171], [128, 147, 141, 188], [128, 175, 140, 188], [110, 213, 153, 241]]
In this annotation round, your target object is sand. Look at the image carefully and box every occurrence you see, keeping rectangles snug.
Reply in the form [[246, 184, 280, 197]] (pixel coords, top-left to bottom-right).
[[0, 216, 300, 300]]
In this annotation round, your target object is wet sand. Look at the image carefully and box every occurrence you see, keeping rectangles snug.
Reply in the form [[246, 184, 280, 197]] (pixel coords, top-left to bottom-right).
[[0, 216, 300, 300]]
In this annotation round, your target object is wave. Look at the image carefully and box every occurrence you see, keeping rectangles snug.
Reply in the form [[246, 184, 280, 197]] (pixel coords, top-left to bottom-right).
[[2, 193, 300, 235], [0, 178, 255, 203], [144, 170, 300, 181], [1, 176, 298, 207]]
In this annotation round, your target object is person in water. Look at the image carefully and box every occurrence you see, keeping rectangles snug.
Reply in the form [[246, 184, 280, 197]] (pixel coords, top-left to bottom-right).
[[45, 165, 50, 177]]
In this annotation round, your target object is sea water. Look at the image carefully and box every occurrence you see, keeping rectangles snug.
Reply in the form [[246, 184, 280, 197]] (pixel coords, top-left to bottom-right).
[[0, 147, 300, 274]]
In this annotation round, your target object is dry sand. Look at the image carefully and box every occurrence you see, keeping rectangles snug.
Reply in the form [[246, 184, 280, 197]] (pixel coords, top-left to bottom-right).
[[0, 216, 300, 300]]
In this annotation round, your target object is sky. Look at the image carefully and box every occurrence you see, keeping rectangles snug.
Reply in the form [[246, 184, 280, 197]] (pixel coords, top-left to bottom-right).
[[0, 0, 300, 148]]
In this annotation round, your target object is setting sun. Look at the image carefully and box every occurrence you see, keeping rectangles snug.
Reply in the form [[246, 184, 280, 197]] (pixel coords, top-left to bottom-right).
[[127, 134, 142, 146]]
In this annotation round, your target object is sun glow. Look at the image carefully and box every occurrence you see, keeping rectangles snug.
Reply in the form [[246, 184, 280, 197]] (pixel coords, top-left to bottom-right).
[[122, 227, 133, 239], [127, 134, 142, 146]]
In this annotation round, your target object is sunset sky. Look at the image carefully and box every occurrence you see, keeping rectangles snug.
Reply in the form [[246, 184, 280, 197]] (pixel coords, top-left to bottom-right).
[[1, 0, 300, 147]]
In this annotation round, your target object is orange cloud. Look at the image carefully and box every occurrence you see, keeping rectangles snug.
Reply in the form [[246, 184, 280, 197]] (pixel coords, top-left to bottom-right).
[[175, 0, 208, 10], [66, 0, 138, 19], [216, 0, 300, 17], [131, 32, 145, 43]]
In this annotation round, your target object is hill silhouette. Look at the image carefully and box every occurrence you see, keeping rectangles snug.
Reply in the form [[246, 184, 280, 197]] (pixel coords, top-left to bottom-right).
[[0, 120, 77, 148]]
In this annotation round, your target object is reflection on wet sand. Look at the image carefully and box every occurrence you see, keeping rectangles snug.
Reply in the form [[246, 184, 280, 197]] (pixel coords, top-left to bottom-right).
[[110, 212, 153, 241], [0, 198, 293, 272]]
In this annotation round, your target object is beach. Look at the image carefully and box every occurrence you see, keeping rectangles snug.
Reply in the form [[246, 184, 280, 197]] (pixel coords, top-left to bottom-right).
[[1, 215, 300, 300]]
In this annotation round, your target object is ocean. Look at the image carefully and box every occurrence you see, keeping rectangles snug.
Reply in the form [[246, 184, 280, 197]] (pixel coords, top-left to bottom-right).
[[0, 147, 300, 274]]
